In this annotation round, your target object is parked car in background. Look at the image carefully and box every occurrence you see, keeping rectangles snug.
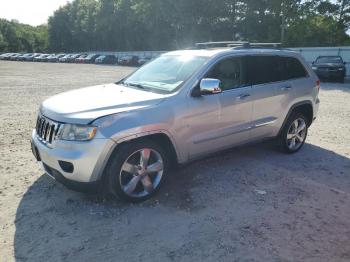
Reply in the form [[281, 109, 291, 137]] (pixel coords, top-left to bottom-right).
[[83, 54, 100, 63], [118, 55, 139, 66], [48, 54, 65, 62], [95, 55, 118, 64], [312, 56, 346, 83], [24, 53, 41, 61], [46, 54, 56, 62], [67, 54, 81, 63], [34, 54, 50, 62], [0, 53, 15, 60], [5, 53, 18, 60], [137, 56, 152, 66], [9, 53, 22, 61], [75, 54, 88, 63], [17, 53, 32, 61], [59, 54, 72, 63]]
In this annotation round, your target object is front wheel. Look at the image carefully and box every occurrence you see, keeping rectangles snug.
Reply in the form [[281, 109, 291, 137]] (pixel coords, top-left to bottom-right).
[[106, 139, 169, 202], [278, 113, 308, 154]]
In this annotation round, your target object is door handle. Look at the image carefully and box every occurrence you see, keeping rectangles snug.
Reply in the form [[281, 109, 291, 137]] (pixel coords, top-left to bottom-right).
[[280, 86, 292, 91], [237, 94, 251, 100]]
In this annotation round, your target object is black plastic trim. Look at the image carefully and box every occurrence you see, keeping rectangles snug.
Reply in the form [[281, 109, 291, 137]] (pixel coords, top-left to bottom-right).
[[278, 100, 313, 136], [43, 163, 100, 193]]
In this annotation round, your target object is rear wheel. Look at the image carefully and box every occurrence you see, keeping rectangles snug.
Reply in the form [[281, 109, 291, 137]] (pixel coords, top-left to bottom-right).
[[278, 113, 308, 154], [106, 139, 169, 202]]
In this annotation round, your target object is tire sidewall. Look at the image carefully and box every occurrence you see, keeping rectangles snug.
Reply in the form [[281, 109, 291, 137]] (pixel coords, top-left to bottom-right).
[[106, 139, 169, 202]]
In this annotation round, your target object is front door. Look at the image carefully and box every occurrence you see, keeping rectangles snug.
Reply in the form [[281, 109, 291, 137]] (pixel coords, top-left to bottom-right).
[[186, 56, 253, 158]]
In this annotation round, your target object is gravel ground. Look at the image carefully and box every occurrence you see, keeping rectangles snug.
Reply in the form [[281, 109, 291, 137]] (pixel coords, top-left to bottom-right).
[[0, 61, 349, 262]]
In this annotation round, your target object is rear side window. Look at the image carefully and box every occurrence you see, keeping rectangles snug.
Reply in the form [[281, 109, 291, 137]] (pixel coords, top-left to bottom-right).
[[284, 57, 308, 79], [246, 55, 308, 85], [246, 56, 283, 85]]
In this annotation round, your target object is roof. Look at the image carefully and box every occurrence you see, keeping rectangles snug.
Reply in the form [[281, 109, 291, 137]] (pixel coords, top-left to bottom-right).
[[164, 48, 301, 58]]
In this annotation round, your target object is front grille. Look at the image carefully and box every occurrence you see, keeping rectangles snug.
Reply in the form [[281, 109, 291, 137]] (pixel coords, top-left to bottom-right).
[[319, 67, 339, 72], [35, 115, 61, 144]]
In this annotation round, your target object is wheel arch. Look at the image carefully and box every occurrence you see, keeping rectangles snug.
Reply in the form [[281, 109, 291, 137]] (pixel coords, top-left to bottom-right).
[[278, 101, 314, 136], [100, 131, 179, 182]]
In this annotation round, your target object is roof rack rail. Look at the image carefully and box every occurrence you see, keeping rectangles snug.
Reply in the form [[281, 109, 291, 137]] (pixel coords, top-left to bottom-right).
[[195, 41, 249, 49], [195, 41, 282, 49]]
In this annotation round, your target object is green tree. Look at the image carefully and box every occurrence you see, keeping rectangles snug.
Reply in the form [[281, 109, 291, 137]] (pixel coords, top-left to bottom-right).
[[45, 0, 350, 52], [0, 19, 47, 53]]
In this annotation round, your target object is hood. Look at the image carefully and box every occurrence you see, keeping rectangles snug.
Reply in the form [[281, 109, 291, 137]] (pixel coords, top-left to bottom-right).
[[41, 83, 167, 124]]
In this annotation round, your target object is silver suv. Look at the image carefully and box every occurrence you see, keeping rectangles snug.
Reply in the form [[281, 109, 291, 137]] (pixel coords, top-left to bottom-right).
[[31, 43, 320, 202]]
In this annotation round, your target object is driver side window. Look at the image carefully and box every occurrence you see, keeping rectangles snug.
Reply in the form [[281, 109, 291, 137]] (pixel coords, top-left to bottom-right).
[[206, 57, 244, 91]]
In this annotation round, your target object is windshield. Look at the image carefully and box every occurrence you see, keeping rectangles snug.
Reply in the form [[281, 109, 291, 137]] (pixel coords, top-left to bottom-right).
[[316, 56, 343, 63], [122, 54, 208, 93]]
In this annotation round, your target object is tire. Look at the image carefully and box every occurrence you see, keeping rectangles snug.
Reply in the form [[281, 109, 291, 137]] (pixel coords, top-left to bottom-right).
[[105, 139, 169, 202], [278, 112, 308, 154], [339, 77, 345, 83]]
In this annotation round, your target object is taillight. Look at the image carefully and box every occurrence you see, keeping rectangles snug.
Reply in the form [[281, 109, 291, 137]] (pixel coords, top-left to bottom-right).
[[316, 79, 320, 91]]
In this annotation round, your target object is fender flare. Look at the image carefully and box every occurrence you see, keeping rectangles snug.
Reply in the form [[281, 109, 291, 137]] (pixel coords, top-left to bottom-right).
[[278, 100, 313, 136], [93, 129, 180, 182], [115, 129, 181, 162]]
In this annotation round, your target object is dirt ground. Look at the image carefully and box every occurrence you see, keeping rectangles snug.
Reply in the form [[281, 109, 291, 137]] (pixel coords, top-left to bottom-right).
[[0, 60, 349, 262]]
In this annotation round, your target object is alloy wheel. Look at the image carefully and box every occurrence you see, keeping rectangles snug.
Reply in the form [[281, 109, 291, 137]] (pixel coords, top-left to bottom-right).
[[286, 118, 307, 150], [119, 148, 164, 198]]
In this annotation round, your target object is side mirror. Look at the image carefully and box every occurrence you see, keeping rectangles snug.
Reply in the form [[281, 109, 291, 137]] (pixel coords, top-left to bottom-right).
[[344, 62, 347, 65], [312, 61, 315, 65], [199, 78, 222, 95]]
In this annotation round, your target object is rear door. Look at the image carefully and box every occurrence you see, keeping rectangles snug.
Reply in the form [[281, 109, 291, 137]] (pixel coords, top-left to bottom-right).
[[247, 55, 296, 139]]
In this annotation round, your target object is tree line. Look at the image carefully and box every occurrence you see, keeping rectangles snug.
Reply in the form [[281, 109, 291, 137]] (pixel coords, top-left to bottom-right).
[[0, 19, 48, 53], [1, 0, 350, 53]]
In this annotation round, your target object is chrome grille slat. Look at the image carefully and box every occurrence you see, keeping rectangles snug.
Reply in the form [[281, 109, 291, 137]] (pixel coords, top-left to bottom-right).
[[48, 124, 55, 143], [35, 115, 60, 145]]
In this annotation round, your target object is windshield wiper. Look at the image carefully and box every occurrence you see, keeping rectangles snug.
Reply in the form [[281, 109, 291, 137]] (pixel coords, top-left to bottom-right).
[[125, 82, 147, 90]]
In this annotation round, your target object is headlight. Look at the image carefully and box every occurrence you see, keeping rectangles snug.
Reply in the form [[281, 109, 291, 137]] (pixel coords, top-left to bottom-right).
[[338, 68, 344, 70], [59, 124, 97, 141], [312, 66, 317, 70]]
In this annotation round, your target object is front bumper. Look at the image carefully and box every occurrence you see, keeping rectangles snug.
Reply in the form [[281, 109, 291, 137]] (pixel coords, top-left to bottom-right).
[[314, 69, 345, 79], [42, 162, 101, 192], [31, 130, 116, 184]]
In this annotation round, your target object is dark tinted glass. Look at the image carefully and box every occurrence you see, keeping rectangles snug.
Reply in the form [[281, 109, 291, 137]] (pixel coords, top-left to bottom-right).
[[316, 56, 343, 63], [246, 55, 308, 85], [246, 56, 283, 85], [284, 57, 308, 79]]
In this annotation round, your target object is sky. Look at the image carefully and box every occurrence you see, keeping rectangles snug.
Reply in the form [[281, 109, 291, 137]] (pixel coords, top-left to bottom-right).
[[0, 0, 73, 26]]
